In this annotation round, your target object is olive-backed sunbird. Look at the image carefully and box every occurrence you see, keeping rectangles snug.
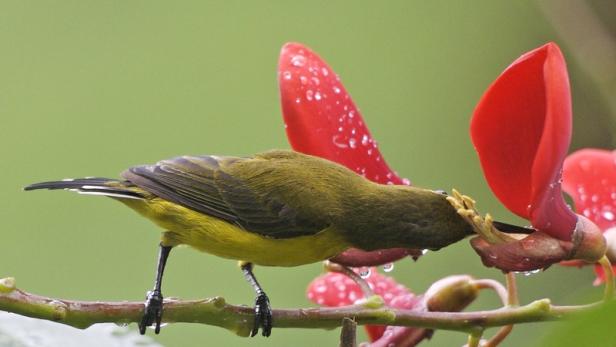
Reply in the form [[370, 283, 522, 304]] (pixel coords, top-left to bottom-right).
[[25, 149, 528, 336]]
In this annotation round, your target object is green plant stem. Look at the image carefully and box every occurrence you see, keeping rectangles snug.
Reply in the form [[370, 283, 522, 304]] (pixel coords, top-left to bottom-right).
[[0, 278, 606, 337], [598, 255, 614, 302], [467, 330, 483, 347]]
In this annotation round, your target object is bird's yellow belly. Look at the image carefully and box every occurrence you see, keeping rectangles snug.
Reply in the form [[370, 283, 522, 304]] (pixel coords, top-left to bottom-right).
[[121, 198, 349, 266]]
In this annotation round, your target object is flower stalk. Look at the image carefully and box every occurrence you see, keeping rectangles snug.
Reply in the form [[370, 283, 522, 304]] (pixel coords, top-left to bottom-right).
[[598, 256, 615, 302]]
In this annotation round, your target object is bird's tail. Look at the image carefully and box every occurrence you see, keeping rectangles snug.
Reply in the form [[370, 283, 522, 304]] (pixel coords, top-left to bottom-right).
[[24, 177, 144, 200]]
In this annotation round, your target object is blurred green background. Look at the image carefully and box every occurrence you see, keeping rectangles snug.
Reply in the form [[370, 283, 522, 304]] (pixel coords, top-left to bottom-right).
[[1, 1, 615, 346]]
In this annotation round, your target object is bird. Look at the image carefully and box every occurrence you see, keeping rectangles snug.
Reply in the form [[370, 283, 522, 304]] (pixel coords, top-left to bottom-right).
[[24, 149, 530, 337]]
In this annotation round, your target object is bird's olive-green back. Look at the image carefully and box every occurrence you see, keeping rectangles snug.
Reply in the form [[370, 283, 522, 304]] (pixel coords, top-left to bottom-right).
[[122, 150, 366, 239], [123, 149, 472, 249]]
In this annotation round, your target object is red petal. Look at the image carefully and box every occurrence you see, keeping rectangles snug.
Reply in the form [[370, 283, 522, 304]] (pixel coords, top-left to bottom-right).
[[593, 263, 616, 286], [562, 149, 616, 230], [471, 43, 576, 240], [279, 42, 407, 185]]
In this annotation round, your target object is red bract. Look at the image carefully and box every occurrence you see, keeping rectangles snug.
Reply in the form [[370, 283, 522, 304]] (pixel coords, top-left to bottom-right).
[[471, 42, 576, 241], [562, 149, 616, 283], [278, 42, 415, 266]]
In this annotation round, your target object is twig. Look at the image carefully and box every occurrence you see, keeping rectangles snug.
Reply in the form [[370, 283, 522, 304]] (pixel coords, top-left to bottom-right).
[[339, 317, 357, 347], [0, 277, 606, 336]]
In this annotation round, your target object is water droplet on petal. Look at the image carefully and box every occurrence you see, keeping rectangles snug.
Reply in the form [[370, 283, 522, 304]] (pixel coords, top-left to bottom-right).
[[321, 67, 329, 76], [349, 138, 357, 148], [291, 55, 306, 67], [383, 263, 394, 272], [333, 86, 341, 94], [332, 135, 349, 148], [361, 134, 369, 146], [295, 97, 301, 104], [348, 111, 355, 118], [314, 92, 322, 101], [604, 211, 615, 221], [306, 90, 314, 101], [402, 178, 411, 185], [311, 77, 320, 85], [282, 71, 292, 80], [300, 76, 308, 85]]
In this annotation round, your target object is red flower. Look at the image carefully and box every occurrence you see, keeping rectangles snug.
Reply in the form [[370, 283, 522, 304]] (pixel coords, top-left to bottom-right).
[[469, 43, 606, 271], [562, 149, 616, 284], [278, 42, 417, 266], [307, 271, 479, 346], [471, 43, 575, 240], [306, 269, 427, 344]]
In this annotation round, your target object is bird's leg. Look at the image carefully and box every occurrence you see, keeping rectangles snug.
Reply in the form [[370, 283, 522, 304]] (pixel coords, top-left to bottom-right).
[[139, 243, 172, 335], [239, 261, 272, 337]]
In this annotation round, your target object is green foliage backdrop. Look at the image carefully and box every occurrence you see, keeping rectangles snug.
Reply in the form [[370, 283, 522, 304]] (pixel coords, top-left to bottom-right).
[[0, 1, 613, 346]]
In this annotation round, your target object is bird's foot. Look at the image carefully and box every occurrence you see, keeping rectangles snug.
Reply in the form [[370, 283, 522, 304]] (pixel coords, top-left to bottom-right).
[[251, 292, 272, 337], [139, 290, 164, 335]]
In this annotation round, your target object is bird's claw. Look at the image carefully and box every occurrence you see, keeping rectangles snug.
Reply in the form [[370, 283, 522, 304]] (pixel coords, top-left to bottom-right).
[[251, 292, 272, 337], [139, 290, 164, 335]]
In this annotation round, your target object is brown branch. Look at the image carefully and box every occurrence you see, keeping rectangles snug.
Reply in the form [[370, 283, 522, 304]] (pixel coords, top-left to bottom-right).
[[0, 277, 605, 337]]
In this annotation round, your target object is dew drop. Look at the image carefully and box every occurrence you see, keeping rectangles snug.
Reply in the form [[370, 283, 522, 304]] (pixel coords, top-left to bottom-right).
[[291, 55, 306, 67], [523, 269, 540, 277], [306, 90, 314, 101], [604, 211, 615, 221], [338, 126, 343, 132], [315, 92, 322, 101], [282, 71, 292, 80], [349, 138, 357, 149], [383, 263, 394, 272], [300, 75, 308, 85], [321, 67, 329, 76], [361, 134, 369, 146], [333, 86, 341, 94], [349, 111, 355, 118], [402, 178, 411, 185], [367, 149, 373, 156], [332, 135, 349, 148], [359, 268, 371, 279], [295, 97, 301, 104], [311, 77, 320, 85]]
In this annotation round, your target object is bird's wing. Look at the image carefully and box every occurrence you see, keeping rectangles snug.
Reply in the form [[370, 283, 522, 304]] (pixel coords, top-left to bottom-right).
[[122, 151, 330, 238]]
